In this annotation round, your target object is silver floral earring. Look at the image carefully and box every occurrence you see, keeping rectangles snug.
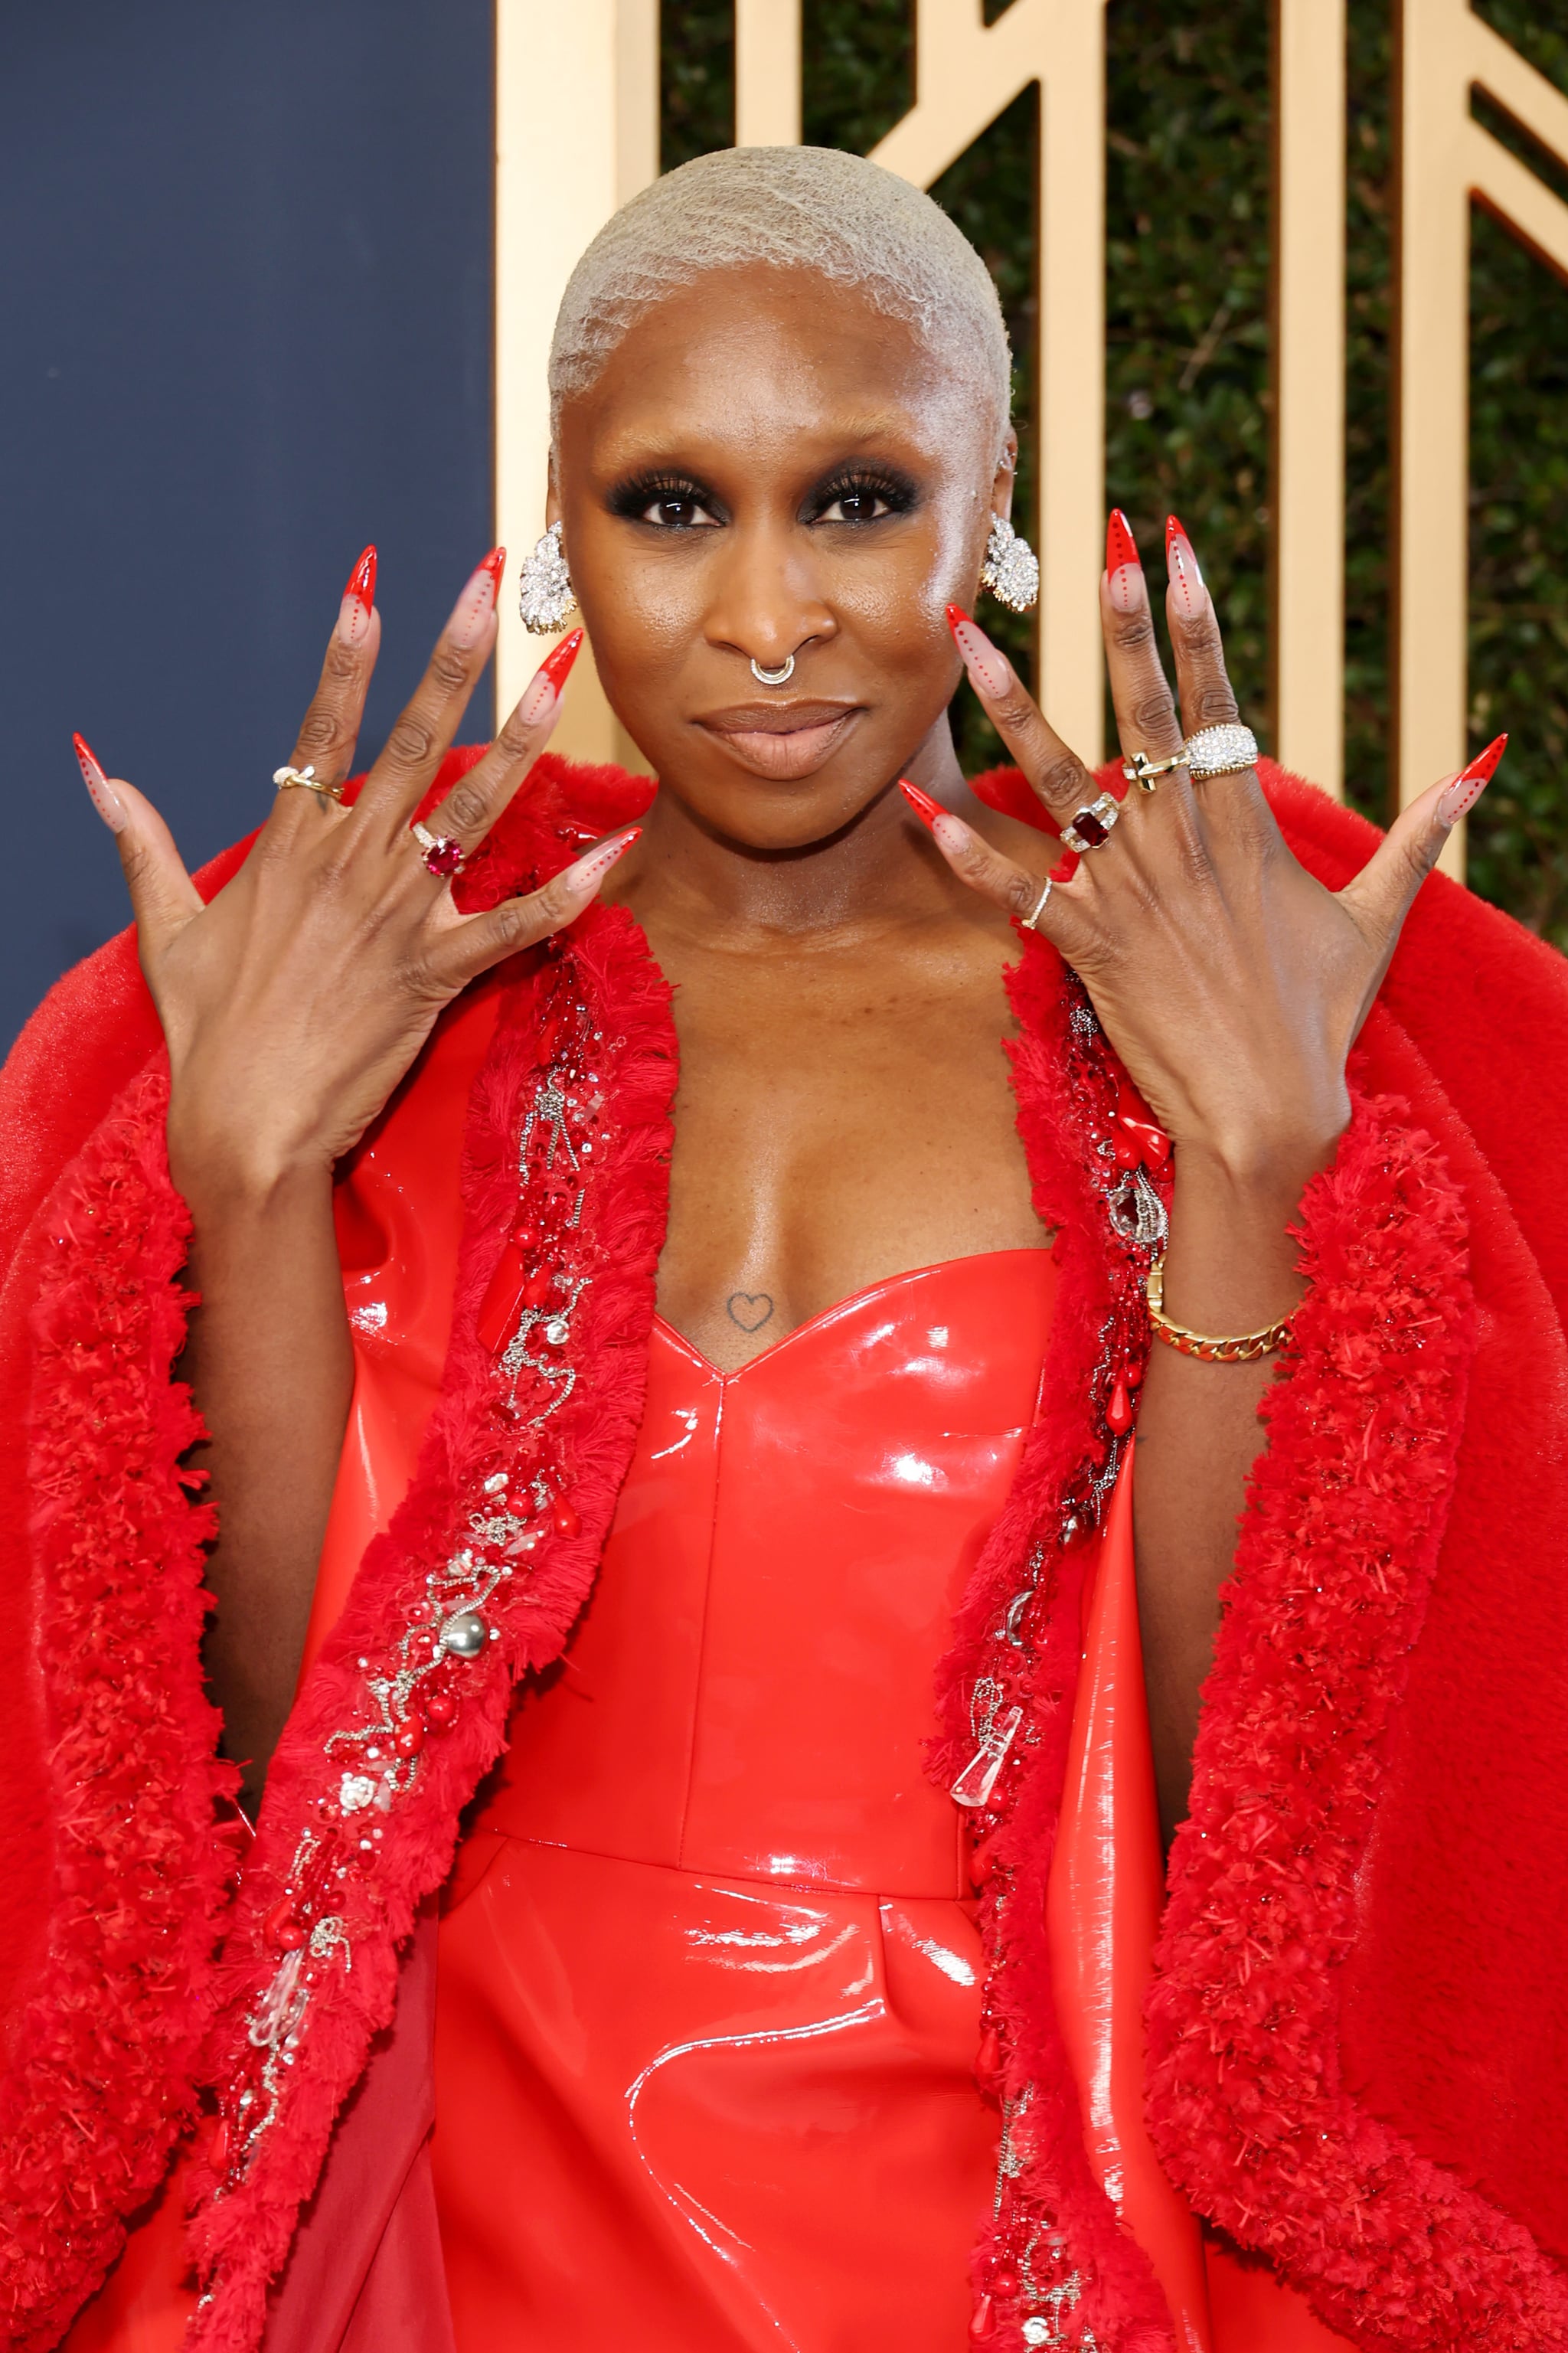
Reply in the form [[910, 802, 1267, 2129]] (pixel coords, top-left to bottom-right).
[[518, 521, 578, 633], [980, 514, 1040, 614]]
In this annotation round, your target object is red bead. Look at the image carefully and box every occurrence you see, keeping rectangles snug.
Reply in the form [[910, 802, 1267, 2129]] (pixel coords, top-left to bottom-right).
[[977, 2022, 1001, 2077], [1107, 1372, 1134, 1433], [510, 1220, 541, 1253], [523, 1266, 554, 1309], [537, 1016, 561, 1066], [551, 1497, 580, 1539], [991, 2261, 1021, 2299], [264, 1898, 305, 1953], [394, 1720, 426, 1758], [424, 1689, 458, 1730], [1112, 1132, 1142, 1168], [476, 1239, 528, 1357], [207, 2116, 230, 2172], [969, 2294, 995, 2341]]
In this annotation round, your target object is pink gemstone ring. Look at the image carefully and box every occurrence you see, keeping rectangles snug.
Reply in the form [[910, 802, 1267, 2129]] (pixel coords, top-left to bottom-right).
[[412, 821, 466, 879]]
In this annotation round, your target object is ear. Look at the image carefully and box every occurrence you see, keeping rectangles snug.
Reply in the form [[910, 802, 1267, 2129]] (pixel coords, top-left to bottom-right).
[[989, 427, 1018, 525]]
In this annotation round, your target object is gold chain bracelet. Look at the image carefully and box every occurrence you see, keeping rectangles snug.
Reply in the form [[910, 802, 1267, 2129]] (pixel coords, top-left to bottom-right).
[[1145, 1253, 1296, 1364]]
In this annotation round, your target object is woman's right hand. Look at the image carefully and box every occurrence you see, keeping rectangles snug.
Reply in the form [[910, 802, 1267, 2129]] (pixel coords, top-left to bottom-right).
[[74, 547, 635, 1201]]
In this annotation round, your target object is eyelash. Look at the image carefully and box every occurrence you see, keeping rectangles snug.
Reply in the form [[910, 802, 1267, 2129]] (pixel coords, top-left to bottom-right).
[[609, 468, 916, 531]]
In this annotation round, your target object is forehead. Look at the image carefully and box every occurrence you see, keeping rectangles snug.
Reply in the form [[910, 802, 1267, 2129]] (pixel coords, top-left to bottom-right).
[[558, 265, 991, 476]]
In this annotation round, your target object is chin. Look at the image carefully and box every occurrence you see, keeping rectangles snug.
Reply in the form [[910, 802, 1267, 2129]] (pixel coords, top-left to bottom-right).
[[665, 742, 903, 855]]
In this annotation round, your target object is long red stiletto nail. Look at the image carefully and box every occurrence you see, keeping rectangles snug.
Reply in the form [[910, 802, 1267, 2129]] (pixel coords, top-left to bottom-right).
[[899, 778, 971, 855], [564, 824, 641, 894], [518, 628, 584, 725], [900, 778, 944, 828], [1165, 515, 1204, 619], [946, 605, 1012, 700], [1106, 509, 1142, 615], [72, 732, 127, 832], [448, 547, 507, 649], [336, 545, 377, 647], [1439, 732, 1508, 826]]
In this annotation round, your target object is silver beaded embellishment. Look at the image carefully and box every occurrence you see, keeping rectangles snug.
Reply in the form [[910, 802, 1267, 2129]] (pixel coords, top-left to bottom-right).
[[212, 953, 610, 2192]]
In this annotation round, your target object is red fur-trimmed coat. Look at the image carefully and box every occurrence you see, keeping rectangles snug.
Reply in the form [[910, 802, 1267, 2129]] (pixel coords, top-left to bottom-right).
[[1, 754, 1566, 2353]]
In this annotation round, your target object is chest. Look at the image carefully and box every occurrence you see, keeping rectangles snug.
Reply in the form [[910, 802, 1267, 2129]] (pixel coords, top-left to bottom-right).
[[642, 921, 1049, 1368]]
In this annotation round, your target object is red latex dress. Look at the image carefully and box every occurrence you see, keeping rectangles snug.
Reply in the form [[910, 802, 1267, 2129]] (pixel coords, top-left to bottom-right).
[[64, 977, 1345, 2351]]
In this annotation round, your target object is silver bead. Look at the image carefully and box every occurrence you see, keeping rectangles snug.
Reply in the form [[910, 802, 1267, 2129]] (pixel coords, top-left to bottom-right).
[[440, 1612, 488, 1659], [542, 1317, 570, 1345]]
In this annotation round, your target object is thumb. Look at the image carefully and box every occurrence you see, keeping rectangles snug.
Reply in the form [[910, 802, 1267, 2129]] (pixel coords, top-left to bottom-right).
[[1338, 734, 1507, 941], [74, 734, 203, 953]]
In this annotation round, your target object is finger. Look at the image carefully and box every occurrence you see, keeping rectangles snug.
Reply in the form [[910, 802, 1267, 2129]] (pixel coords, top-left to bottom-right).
[[946, 606, 1097, 817], [272, 547, 382, 825], [422, 629, 583, 851], [1101, 511, 1183, 763], [899, 783, 1099, 966], [73, 736, 201, 953], [1340, 736, 1508, 949], [1162, 517, 1243, 739], [426, 823, 642, 991], [354, 549, 505, 834]]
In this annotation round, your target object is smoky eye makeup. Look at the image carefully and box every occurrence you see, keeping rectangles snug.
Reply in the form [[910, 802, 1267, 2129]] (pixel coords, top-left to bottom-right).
[[606, 470, 727, 530], [802, 463, 920, 525]]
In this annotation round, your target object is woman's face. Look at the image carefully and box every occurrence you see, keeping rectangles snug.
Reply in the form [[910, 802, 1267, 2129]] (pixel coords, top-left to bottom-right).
[[551, 264, 1011, 851]]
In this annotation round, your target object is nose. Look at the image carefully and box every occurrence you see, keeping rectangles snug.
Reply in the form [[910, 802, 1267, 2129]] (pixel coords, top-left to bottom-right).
[[702, 518, 837, 673]]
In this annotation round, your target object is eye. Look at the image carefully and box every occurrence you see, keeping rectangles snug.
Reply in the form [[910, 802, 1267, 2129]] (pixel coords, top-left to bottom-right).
[[808, 469, 916, 526], [819, 485, 890, 523], [639, 490, 718, 530], [609, 472, 724, 530]]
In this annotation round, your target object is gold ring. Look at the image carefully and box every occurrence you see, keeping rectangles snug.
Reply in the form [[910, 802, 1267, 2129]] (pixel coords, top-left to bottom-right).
[[273, 763, 345, 804], [1023, 876, 1053, 931], [1122, 747, 1185, 794]]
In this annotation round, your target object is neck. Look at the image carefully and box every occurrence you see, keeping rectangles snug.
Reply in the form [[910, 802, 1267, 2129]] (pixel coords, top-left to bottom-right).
[[608, 712, 972, 944]]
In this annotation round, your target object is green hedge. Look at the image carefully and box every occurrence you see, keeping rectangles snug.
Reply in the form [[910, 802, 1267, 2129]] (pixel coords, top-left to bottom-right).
[[658, 2, 1568, 945]]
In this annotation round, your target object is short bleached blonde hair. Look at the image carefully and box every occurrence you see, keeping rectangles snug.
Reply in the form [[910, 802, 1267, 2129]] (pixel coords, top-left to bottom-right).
[[548, 145, 1014, 447]]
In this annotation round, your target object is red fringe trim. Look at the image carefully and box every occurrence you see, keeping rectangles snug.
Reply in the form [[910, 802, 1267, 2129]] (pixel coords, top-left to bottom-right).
[[0, 1065, 237, 2351], [1145, 1087, 1568, 2346], [183, 908, 677, 2351]]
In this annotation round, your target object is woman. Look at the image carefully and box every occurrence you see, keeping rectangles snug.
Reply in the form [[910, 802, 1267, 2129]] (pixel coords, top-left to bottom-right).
[[2, 146, 1565, 2353]]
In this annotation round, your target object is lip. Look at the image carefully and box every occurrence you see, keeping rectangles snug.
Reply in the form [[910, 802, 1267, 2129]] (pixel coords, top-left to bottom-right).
[[695, 698, 863, 781]]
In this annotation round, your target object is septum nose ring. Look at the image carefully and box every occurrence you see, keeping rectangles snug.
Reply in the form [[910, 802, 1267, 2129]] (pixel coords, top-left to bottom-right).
[[750, 653, 795, 686]]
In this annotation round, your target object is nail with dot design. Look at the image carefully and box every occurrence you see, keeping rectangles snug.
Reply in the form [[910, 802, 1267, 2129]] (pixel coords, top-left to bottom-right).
[[337, 545, 377, 648], [447, 547, 507, 651], [1438, 732, 1508, 827], [559, 824, 642, 900], [1165, 514, 1204, 619], [72, 732, 127, 832], [946, 604, 1012, 701], [517, 628, 584, 727], [1106, 508, 1142, 616]]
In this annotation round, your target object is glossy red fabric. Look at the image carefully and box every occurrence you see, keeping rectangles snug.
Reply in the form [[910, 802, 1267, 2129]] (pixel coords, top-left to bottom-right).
[[436, 1257, 1054, 2346]]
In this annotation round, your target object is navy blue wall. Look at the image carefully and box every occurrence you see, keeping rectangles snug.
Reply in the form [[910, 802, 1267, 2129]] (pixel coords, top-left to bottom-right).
[[0, 0, 493, 1047]]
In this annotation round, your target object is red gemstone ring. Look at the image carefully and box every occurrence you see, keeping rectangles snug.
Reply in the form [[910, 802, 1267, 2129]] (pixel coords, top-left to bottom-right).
[[412, 820, 466, 879], [1060, 791, 1122, 856]]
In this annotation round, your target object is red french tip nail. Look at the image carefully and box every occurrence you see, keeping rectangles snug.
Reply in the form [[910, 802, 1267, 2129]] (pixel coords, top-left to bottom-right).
[[900, 778, 944, 830], [345, 545, 377, 615], [946, 603, 973, 639], [540, 627, 584, 690], [480, 546, 506, 597], [1461, 732, 1508, 783], [1107, 508, 1140, 577], [1165, 515, 1187, 554], [72, 730, 103, 781]]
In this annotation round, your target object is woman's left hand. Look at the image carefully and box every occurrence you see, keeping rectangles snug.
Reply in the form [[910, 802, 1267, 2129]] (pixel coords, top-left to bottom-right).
[[915, 514, 1500, 1179]]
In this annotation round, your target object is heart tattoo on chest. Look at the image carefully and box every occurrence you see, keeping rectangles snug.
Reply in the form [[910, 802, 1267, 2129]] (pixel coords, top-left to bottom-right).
[[726, 1292, 776, 1334]]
